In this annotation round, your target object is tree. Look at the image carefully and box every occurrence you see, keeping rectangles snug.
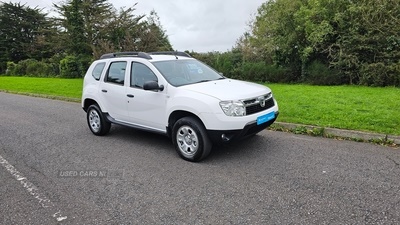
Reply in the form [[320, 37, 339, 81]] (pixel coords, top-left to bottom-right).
[[100, 3, 145, 54], [137, 10, 173, 52], [1, 1, 173, 76], [245, 0, 400, 86], [81, 0, 114, 48], [251, 0, 305, 77], [332, 0, 400, 85], [0, 2, 50, 72], [54, 0, 91, 56], [55, 1, 172, 58]]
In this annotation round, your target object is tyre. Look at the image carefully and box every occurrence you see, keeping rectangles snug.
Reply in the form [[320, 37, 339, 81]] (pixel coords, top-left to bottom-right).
[[86, 104, 111, 136], [172, 117, 212, 162]]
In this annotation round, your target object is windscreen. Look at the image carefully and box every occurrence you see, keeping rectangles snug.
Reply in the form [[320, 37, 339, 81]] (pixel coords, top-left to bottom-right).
[[152, 59, 224, 86]]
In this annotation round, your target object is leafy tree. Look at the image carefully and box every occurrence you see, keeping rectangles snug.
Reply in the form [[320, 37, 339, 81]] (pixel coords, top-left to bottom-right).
[[251, 0, 305, 78], [0, 2, 50, 72], [100, 3, 145, 54], [54, 0, 91, 56], [0, 0, 173, 76], [81, 0, 114, 48], [55, 1, 172, 59], [137, 10, 173, 52], [54, 1, 174, 74], [246, 0, 400, 86], [235, 32, 265, 63], [94, 8, 173, 55], [332, 0, 400, 85]]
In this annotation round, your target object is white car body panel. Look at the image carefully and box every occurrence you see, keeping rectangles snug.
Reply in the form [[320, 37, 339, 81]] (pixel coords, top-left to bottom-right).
[[179, 79, 271, 101], [82, 53, 279, 139]]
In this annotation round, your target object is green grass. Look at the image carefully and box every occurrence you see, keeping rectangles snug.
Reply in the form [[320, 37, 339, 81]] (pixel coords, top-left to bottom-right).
[[0, 76, 399, 135], [267, 84, 400, 135], [0, 76, 82, 99]]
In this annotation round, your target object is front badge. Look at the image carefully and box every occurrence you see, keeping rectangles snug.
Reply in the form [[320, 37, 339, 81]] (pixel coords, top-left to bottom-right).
[[258, 96, 266, 107]]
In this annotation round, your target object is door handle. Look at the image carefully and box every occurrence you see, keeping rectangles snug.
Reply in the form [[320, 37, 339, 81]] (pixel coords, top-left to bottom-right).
[[101, 89, 107, 93], [127, 94, 134, 98]]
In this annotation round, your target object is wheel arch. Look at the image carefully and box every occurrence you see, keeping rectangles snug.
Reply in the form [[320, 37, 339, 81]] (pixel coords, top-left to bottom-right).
[[167, 110, 204, 137], [83, 98, 99, 112]]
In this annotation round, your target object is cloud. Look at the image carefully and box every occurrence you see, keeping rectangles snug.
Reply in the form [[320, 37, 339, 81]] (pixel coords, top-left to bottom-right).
[[8, 0, 265, 52], [129, 0, 264, 52]]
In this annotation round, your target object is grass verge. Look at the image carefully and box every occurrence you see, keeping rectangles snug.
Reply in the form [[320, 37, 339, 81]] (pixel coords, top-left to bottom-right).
[[267, 84, 400, 135], [0, 76, 82, 99], [268, 124, 397, 147]]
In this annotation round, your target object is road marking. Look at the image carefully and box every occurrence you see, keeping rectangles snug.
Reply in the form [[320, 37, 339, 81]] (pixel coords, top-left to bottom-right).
[[0, 154, 67, 222]]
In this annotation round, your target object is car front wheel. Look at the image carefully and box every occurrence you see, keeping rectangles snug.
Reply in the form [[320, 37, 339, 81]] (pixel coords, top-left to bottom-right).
[[172, 117, 212, 162], [86, 104, 111, 136]]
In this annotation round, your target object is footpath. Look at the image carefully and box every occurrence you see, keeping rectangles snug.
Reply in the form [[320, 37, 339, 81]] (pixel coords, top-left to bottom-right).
[[271, 122, 400, 145]]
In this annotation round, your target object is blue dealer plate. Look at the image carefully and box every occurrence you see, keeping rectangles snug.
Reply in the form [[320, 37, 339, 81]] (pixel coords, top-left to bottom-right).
[[257, 111, 275, 125]]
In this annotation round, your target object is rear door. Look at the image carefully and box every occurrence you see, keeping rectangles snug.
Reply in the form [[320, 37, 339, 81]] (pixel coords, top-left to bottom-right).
[[99, 61, 130, 122]]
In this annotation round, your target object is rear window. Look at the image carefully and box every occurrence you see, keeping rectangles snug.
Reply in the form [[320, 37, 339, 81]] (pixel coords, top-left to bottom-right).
[[105, 61, 127, 85], [92, 62, 105, 80]]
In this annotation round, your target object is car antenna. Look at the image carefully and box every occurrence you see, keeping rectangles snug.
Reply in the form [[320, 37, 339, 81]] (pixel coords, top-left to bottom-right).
[[174, 50, 178, 59]]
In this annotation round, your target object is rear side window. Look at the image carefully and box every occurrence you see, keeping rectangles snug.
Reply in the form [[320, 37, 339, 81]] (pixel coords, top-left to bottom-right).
[[92, 62, 105, 80], [105, 62, 127, 85]]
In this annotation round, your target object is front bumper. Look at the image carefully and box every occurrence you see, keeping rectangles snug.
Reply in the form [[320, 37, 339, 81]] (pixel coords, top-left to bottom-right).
[[207, 111, 279, 144]]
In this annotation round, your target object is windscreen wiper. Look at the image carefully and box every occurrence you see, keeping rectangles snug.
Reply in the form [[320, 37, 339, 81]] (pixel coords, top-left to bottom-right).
[[195, 80, 212, 84]]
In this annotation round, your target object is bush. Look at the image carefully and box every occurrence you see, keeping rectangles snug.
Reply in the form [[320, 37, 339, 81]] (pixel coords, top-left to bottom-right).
[[46, 53, 66, 76], [360, 63, 383, 86], [15, 59, 32, 75], [234, 62, 291, 83], [6, 60, 26, 76], [359, 63, 398, 87], [78, 55, 93, 77], [6, 59, 55, 77], [25, 60, 52, 77], [0, 61, 7, 74], [263, 64, 293, 83], [389, 62, 400, 87], [305, 60, 342, 85], [60, 55, 92, 78], [6, 61, 17, 75], [242, 62, 267, 81], [60, 55, 81, 78]]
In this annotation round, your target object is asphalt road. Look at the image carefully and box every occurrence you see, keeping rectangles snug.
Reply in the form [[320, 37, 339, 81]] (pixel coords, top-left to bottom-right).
[[0, 92, 399, 224]]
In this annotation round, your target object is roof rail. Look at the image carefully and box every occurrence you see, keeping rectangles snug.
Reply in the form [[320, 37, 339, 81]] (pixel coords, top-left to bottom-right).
[[150, 51, 192, 58], [100, 52, 152, 60]]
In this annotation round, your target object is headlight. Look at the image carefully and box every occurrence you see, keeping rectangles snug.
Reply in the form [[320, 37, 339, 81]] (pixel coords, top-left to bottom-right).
[[219, 101, 246, 116]]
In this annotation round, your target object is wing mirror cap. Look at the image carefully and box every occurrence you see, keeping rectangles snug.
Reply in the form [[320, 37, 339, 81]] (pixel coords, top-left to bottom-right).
[[143, 80, 164, 91]]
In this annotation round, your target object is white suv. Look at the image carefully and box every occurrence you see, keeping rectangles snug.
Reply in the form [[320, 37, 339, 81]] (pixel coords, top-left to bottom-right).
[[82, 52, 279, 161]]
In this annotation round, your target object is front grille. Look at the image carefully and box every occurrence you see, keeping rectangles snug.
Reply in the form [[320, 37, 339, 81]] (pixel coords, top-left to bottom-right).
[[243, 99, 256, 105], [245, 97, 275, 115]]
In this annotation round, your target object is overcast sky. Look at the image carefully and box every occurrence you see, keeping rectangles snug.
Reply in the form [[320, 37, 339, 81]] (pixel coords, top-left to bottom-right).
[[9, 0, 265, 52]]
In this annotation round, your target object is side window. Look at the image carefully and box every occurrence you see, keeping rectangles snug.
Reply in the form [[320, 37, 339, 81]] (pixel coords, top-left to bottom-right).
[[131, 62, 158, 88], [105, 61, 127, 85], [92, 62, 105, 80]]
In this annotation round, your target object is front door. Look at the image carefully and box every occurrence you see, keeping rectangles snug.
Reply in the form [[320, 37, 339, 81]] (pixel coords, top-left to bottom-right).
[[126, 62, 168, 132]]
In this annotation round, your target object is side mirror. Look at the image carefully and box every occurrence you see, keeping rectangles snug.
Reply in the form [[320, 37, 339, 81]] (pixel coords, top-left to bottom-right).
[[143, 80, 164, 91]]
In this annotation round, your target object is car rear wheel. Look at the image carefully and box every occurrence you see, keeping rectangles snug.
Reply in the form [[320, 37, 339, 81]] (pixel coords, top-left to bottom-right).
[[172, 117, 212, 162], [87, 104, 111, 136]]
